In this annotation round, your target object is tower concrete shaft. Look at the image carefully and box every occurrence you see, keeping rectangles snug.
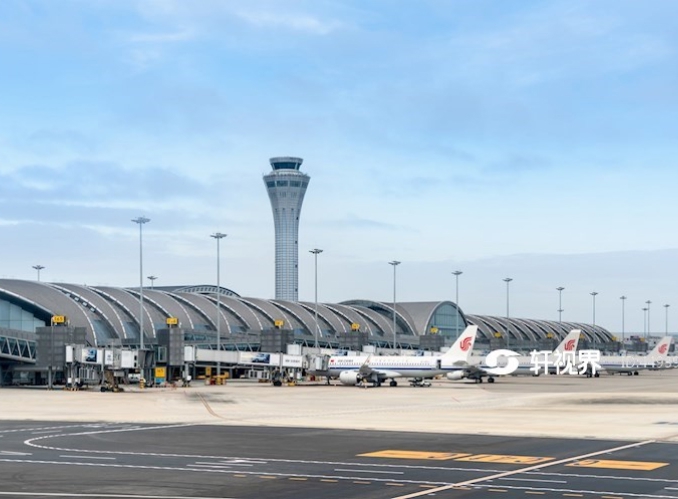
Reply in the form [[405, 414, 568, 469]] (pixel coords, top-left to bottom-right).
[[263, 157, 310, 301]]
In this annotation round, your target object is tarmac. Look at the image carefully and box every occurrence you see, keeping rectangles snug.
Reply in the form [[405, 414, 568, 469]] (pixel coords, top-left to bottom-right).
[[2, 369, 678, 442]]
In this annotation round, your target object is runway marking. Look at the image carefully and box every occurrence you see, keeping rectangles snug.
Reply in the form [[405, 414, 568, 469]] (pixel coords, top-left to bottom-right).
[[30, 430, 64, 435], [289, 478, 307, 481], [474, 484, 678, 499], [499, 478, 567, 484], [0, 425, 84, 434], [334, 468, 404, 474], [0, 451, 32, 456], [353, 481, 371, 485], [0, 493, 238, 498], [389, 439, 656, 499], [258, 475, 276, 479], [59, 455, 116, 460], [457, 454, 554, 465], [566, 459, 668, 471], [525, 492, 545, 495], [601, 496, 624, 499], [359, 450, 470, 460], [488, 488, 507, 492], [386, 483, 404, 487], [320, 479, 338, 483]]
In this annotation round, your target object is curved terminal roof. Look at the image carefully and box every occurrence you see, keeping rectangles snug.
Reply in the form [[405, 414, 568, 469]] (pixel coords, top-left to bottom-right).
[[0, 280, 614, 347]]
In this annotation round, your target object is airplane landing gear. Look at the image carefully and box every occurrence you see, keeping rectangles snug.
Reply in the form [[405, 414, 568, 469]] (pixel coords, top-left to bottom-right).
[[488, 377, 495, 383], [389, 380, 397, 387]]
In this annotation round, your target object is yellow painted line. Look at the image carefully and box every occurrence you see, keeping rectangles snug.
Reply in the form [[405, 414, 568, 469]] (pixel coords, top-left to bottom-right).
[[563, 494, 583, 497], [288, 477, 307, 481], [567, 459, 668, 471], [358, 450, 470, 460], [233, 474, 247, 478], [456, 454, 554, 465], [602, 496, 624, 499], [488, 489, 507, 492], [259, 476, 276, 479], [386, 483, 405, 487], [353, 481, 371, 485], [320, 479, 338, 483], [525, 492, 545, 495]]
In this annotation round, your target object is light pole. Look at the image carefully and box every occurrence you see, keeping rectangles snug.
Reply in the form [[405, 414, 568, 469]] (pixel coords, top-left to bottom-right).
[[503, 278, 512, 349], [665, 304, 670, 335], [132, 217, 150, 355], [646, 300, 652, 338], [643, 307, 648, 338], [452, 271, 462, 338], [556, 287, 565, 323], [590, 291, 598, 348], [32, 265, 45, 282], [211, 232, 227, 377], [310, 249, 323, 349], [147, 276, 158, 289], [620, 296, 627, 343], [389, 261, 401, 350]]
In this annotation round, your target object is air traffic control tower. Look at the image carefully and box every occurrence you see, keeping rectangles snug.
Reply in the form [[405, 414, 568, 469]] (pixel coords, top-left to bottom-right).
[[263, 157, 310, 301]]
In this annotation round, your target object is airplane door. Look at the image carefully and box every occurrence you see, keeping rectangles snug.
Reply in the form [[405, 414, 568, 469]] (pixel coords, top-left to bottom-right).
[[436, 359, 442, 370]]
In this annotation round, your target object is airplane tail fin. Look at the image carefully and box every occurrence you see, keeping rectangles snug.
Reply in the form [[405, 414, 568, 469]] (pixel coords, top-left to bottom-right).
[[553, 329, 581, 355], [441, 325, 478, 363], [649, 336, 673, 358]]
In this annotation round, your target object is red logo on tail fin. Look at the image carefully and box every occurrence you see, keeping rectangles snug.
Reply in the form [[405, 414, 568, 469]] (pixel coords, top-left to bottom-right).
[[564, 339, 576, 351], [460, 336, 472, 352], [659, 344, 668, 354]]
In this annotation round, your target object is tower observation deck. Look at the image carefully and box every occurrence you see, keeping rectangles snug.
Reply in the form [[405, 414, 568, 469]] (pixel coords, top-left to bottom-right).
[[263, 157, 310, 301]]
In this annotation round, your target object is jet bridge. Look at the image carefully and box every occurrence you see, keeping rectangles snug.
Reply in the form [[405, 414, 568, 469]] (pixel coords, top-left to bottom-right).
[[0, 329, 36, 363]]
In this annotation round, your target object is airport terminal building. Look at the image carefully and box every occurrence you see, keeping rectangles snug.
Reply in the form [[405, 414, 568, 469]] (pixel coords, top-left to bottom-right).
[[0, 278, 615, 384]]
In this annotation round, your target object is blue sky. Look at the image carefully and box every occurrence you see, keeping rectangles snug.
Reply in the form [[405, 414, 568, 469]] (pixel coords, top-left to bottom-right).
[[1, 0, 677, 334]]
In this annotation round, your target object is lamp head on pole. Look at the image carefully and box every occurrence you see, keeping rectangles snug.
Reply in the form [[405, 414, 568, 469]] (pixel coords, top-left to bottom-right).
[[503, 277, 512, 284], [591, 291, 598, 297], [131, 216, 150, 225], [310, 248, 323, 256], [211, 232, 227, 240], [556, 286, 564, 292], [452, 270, 462, 277], [389, 260, 401, 267]]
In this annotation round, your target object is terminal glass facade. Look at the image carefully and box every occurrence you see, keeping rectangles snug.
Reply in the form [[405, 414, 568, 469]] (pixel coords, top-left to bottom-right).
[[0, 299, 45, 332], [429, 303, 466, 339]]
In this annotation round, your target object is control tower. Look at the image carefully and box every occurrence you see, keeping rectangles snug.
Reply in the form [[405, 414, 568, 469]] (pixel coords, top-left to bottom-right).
[[263, 157, 310, 301]]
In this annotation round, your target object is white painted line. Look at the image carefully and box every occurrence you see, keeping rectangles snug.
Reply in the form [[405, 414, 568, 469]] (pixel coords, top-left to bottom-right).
[[335, 468, 404, 474], [0, 492, 238, 498], [666, 488, 678, 491], [0, 451, 32, 456], [188, 464, 252, 469], [30, 430, 63, 435], [390, 439, 657, 499], [499, 477, 567, 484], [59, 455, 117, 460]]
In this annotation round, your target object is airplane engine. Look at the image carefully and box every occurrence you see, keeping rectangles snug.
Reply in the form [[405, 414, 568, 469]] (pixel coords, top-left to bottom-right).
[[339, 371, 361, 385], [446, 371, 465, 380]]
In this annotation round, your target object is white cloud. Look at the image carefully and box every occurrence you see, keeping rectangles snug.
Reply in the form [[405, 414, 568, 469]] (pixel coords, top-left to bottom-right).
[[235, 10, 342, 35]]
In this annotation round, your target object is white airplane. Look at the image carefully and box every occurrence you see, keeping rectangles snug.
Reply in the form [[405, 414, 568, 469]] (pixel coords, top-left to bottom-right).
[[323, 325, 478, 387], [595, 336, 673, 376], [447, 329, 582, 383]]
